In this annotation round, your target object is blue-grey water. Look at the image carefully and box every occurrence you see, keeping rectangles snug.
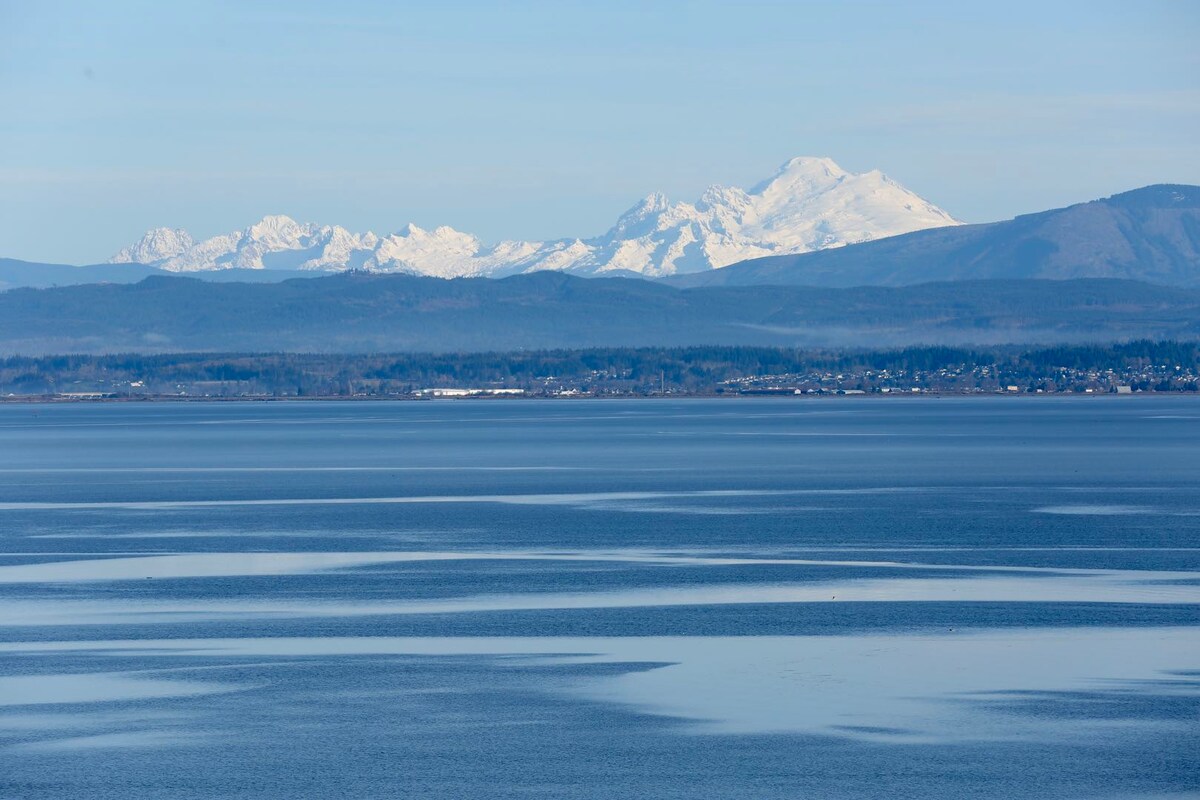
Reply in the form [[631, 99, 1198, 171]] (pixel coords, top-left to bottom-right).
[[0, 397, 1197, 799]]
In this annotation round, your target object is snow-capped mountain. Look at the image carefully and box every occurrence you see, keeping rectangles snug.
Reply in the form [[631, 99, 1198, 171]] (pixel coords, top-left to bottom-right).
[[111, 227, 195, 265], [111, 157, 960, 278]]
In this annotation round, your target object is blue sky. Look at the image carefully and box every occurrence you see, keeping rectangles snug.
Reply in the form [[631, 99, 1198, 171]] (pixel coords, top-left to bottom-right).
[[1, 0, 1197, 263]]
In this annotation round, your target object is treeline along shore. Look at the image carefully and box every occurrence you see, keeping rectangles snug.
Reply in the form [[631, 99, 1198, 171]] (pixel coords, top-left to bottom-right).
[[4, 342, 1200, 400]]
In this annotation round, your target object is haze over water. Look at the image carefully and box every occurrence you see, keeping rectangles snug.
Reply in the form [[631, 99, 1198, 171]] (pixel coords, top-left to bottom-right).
[[1, 397, 1198, 799]]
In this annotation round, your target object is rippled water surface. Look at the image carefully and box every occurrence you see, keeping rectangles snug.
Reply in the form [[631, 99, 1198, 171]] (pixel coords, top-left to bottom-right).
[[1, 397, 1198, 799]]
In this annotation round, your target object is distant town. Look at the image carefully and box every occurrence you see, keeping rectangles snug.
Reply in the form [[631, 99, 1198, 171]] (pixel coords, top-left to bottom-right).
[[2, 342, 1198, 401]]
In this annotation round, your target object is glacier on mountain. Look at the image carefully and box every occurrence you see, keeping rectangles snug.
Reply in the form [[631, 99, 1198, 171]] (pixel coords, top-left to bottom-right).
[[111, 157, 959, 278]]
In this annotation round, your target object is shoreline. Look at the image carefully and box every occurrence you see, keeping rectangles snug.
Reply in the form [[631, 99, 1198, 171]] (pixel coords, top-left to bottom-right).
[[6, 344, 1196, 400], [3, 391, 1194, 405]]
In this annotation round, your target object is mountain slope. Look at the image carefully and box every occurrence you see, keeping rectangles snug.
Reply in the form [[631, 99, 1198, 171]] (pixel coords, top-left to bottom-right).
[[670, 185, 1200, 288], [1, 272, 1197, 355], [109, 157, 958, 278]]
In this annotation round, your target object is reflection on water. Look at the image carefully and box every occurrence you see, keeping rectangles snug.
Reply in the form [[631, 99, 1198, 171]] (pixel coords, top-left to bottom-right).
[[0, 673, 234, 706], [5, 629, 1198, 743], [1, 398, 1198, 799], [3, 572, 1198, 627], [2, 548, 1197, 582]]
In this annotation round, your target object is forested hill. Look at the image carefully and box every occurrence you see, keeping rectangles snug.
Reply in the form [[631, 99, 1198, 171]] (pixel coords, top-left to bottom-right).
[[1, 271, 1199, 354]]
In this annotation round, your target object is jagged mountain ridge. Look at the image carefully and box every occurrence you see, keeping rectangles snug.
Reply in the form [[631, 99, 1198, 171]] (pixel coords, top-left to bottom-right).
[[110, 157, 959, 278]]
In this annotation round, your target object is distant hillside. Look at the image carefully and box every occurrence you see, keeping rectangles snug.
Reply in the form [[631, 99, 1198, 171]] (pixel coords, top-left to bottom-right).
[[0, 272, 1197, 354], [0, 259, 160, 290], [0, 258, 329, 291], [670, 185, 1200, 288]]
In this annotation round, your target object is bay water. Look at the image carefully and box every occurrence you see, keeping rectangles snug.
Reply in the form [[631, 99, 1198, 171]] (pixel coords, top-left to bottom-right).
[[1, 397, 1197, 798]]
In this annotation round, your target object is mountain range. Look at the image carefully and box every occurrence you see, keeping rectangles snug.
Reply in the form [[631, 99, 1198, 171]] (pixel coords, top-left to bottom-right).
[[2, 164, 1198, 355], [5, 175, 1191, 294], [108, 157, 959, 278]]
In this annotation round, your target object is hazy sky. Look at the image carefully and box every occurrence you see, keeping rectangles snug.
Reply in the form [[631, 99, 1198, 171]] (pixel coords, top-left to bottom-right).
[[2, 0, 1197, 263]]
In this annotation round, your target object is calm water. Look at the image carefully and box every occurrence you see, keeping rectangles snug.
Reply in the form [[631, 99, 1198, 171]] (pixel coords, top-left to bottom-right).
[[0, 397, 1198, 799]]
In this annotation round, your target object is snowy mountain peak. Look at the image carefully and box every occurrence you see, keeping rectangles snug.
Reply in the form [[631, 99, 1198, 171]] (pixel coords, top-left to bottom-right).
[[638, 192, 671, 212], [110, 156, 960, 278], [238, 217, 306, 259], [246, 214, 306, 240], [779, 155, 846, 178], [607, 193, 672, 239], [111, 227, 195, 264], [751, 157, 846, 198], [251, 213, 299, 229]]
